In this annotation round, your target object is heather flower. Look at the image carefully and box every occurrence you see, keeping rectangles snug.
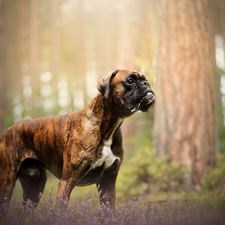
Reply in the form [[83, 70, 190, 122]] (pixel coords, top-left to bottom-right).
[[0, 193, 225, 225]]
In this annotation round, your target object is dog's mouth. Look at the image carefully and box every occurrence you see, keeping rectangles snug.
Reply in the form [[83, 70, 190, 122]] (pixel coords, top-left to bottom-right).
[[141, 92, 155, 103], [126, 91, 155, 113], [139, 91, 155, 112]]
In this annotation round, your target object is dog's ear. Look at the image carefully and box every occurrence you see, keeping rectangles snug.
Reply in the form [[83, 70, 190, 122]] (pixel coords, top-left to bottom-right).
[[97, 70, 119, 99]]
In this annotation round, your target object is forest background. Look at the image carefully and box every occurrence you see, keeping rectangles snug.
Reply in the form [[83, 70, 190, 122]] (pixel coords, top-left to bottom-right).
[[0, 0, 225, 204]]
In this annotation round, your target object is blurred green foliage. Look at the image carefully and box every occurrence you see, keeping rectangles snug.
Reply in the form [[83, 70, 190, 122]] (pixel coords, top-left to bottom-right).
[[117, 139, 187, 202], [116, 127, 225, 203], [202, 153, 225, 197], [215, 66, 225, 153]]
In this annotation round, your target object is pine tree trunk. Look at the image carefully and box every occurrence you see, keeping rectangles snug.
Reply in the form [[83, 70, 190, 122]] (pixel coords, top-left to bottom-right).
[[29, 0, 39, 118], [153, 0, 216, 189], [0, 0, 6, 135]]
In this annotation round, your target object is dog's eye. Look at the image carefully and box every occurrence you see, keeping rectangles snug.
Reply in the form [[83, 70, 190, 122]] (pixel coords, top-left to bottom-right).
[[127, 78, 134, 85]]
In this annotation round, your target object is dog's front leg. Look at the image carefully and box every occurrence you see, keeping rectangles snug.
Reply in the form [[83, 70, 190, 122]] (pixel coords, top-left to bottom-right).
[[97, 172, 118, 211], [57, 178, 75, 204], [56, 159, 92, 204], [96, 166, 119, 211]]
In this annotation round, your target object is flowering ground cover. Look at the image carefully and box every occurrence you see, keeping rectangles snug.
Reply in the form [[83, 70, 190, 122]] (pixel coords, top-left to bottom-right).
[[1, 189, 225, 225]]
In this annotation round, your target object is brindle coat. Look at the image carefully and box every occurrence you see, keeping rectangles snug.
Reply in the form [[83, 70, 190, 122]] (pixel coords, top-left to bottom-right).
[[0, 69, 155, 211]]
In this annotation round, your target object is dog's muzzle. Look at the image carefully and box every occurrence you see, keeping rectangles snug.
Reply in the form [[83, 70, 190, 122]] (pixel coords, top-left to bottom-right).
[[126, 91, 155, 113], [141, 92, 155, 103]]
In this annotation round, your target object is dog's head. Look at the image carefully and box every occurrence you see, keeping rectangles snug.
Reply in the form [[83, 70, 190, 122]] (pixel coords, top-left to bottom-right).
[[97, 69, 155, 116]]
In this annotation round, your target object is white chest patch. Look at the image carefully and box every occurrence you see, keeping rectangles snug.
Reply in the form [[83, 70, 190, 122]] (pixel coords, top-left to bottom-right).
[[92, 140, 120, 169], [91, 119, 123, 170]]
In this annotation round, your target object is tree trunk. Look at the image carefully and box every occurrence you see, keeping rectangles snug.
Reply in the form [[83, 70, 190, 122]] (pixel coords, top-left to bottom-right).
[[154, 0, 216, 189], [29, 0, 39, 118], [73, 0, 88, 107], [0, 0, 6, 135]]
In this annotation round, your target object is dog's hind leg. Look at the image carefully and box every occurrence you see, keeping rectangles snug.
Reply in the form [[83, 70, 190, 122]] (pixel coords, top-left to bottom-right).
[[18, 167, 47, 205], [0, 171, 17, 211], [0, 176, 17, 215], [0, 144, 17, 211]]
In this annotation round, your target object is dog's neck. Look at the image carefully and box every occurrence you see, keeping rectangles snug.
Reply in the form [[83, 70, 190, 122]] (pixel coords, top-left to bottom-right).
[[85, 92, 124, 142]]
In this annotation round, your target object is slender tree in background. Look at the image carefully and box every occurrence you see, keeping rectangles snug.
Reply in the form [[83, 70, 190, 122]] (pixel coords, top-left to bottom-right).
[[29, 0, 39, 118], [154, 0, 216, 189], [0, 0, 6, 135]]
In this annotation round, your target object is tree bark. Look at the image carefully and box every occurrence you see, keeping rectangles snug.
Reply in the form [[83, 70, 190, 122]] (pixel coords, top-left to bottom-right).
[[0, 0, 6, 135], [154, 0, 216, 189], [29, 0, 39, 118]]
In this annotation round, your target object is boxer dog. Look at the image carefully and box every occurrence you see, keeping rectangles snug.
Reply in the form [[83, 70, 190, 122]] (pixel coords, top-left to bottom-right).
[[0, 69, 155, 211]]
